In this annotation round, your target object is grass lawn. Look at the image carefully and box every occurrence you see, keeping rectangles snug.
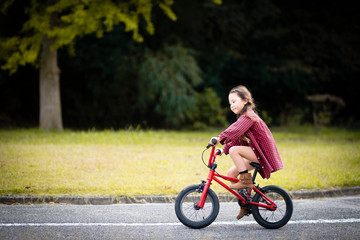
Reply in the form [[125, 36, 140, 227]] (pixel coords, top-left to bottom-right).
[[0, 127, 359, 197]]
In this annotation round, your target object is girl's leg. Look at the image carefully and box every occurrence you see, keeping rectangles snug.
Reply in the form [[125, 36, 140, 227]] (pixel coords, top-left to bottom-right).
[[228, 146, 259, 173], [227, 166, 239, 179], [227, 146, 260, 220]]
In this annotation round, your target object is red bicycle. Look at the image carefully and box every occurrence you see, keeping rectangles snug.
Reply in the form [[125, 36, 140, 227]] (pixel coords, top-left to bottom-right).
[[175, 140, 293, 229]]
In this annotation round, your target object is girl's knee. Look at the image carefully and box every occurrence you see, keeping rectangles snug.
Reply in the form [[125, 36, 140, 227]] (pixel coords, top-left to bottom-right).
[[229, 146, 246, 158], [228, 146, 240, 156]]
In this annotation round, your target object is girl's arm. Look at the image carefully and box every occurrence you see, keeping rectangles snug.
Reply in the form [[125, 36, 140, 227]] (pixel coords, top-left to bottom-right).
[[219, 113, 255, 144], [222, 137, 249, 154], [222, 141, 236, 155]]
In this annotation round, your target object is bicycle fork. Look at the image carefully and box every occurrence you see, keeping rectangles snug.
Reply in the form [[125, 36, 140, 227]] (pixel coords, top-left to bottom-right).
[[196, 164, 217, 208]]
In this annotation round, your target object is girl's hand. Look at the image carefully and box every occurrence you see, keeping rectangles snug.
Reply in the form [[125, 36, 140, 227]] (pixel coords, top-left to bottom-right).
[[216, 148, 223, 156], [209, 137, 219, 146]]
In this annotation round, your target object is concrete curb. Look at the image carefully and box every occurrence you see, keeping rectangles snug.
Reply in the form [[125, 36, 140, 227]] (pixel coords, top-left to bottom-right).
[[1, 186, 359, 205]]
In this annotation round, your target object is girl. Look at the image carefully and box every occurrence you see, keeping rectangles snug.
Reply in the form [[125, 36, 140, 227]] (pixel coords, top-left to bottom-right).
[[210, 85, 283, 219]]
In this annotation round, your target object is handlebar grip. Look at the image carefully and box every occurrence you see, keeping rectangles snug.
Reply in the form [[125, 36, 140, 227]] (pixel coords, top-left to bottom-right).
[[206, 137, 219, 149], [215, 148, 222, 156]]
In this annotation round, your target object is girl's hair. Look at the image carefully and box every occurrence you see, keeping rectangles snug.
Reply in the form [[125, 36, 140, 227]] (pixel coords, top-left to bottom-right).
[[230, 85, 257, 143], [229, 85, 256, 118]]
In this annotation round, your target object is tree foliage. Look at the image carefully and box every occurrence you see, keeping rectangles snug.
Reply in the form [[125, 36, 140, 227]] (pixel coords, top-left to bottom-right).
[[0, 0, 359, 129], [162, 0, 359, 125], [0, 0, 178, 74], [138, 44, 202, 127]]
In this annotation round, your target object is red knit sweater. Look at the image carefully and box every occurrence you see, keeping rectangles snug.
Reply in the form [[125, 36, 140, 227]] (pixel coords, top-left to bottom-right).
[[218, 110, 283, 179]]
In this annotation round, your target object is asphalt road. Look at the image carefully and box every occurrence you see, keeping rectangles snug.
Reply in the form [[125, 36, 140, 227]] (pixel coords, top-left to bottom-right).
[[1, 196, 359, 240]]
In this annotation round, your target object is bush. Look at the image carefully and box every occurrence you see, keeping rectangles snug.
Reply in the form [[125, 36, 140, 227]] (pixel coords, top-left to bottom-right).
[[138, 44, 202, 128], [187, 88, 227, 129]]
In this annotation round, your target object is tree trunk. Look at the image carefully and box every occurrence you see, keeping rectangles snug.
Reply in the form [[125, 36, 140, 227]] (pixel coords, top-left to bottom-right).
[[39, 35, 63, 131]]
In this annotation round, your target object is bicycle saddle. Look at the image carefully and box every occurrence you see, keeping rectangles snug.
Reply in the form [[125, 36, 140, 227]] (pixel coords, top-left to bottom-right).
[[250, 162, 261, 169]]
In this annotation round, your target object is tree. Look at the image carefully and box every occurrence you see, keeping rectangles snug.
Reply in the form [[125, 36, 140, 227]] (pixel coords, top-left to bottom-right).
[[138, 44, 203, 128], [160, 0, 360, 125], [0, 0, 178, 130]]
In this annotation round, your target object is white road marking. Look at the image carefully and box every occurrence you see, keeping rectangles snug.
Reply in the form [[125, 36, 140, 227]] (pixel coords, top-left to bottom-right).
[[0, 218, 359, 227]]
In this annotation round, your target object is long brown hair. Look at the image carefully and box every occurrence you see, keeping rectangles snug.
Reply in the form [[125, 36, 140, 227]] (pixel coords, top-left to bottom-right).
[[229, 85, 257, 143]]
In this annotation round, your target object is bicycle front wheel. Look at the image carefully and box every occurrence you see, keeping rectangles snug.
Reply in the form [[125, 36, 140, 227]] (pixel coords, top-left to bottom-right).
[[252, 185, 293, 229], [175, 184, 219, 229]]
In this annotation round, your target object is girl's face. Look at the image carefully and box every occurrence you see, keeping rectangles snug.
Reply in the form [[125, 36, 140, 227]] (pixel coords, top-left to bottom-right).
[[228, 92, 248, 115]]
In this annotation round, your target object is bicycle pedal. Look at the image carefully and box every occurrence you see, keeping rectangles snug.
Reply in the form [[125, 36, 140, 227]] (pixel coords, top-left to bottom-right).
[[238, 188, 251, 194], [245, 209, 252, 216]]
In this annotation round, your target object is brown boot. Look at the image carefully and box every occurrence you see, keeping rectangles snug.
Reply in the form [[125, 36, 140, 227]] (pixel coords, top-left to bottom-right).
[[229, 173, 254, 189], [236, 207, 249, 220]]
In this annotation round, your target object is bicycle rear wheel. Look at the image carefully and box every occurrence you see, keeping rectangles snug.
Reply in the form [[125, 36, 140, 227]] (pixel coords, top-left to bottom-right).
[[252, 185, 293, 229], [175, 184, 219, 229]]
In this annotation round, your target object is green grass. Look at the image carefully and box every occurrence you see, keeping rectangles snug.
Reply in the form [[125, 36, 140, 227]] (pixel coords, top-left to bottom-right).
[[0, 127, 359, 197]]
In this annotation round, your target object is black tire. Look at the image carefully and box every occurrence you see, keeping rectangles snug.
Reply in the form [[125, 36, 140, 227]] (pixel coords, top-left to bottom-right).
[[175, 184, 220, 229], [252, 185, 293, 229]]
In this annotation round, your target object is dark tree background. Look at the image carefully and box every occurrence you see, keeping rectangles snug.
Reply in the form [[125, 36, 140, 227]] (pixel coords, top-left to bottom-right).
[[1, 0, 359, 129]]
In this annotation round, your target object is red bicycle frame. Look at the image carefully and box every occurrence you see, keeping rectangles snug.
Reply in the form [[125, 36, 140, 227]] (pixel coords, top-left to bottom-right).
[[197, 146, 277, 210]]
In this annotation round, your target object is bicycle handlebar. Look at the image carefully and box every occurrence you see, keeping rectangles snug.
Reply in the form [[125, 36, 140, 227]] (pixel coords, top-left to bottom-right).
[[202, 143, 222, 167], [206, 137, 218, 149]]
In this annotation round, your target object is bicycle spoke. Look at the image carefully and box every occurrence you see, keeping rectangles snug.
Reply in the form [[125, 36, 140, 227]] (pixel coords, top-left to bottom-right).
[[257, 194, 287, 223], [181, 192, 214, 222]]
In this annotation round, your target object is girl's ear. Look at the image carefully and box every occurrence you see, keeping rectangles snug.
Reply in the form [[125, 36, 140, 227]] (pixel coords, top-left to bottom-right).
[[243, 98, 249, 105]]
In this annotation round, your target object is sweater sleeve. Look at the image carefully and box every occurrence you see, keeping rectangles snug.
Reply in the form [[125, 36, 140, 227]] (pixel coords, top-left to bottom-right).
[[222, 134, 249, 154], [223, 141, 236, 155], [219, 114, 255, 145]]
